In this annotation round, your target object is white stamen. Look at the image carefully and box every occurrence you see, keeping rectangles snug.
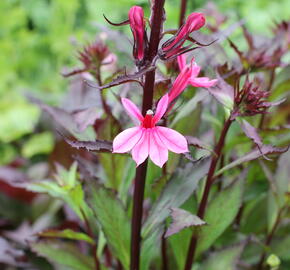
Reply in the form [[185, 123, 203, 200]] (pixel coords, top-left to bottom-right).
[[146, 109, 154, 115]]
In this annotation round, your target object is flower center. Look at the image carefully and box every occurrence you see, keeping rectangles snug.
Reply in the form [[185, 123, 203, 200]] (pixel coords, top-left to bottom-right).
[[142, 110, 154, 128]]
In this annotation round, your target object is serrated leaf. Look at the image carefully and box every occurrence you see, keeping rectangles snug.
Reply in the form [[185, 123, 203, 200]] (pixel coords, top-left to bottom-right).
[[199, 244, 244, 270], [31, 240, 94, 270], [85, 182, 130, 269], [215, 145, 288, 177], [165, 208, 206, 237], [196, 179, 244, 255], [39, 229, 94, 245], [63, 136, 112, 152], [143, 158, 210, 237]]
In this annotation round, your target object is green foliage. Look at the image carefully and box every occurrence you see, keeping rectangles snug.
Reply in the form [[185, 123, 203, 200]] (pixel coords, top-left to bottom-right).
[[196, 178, 244, 255], [85, 181, 131, 269], [143, 158, 210, 238], [199, 244, 244, 270], [31, 240, 95, 270]]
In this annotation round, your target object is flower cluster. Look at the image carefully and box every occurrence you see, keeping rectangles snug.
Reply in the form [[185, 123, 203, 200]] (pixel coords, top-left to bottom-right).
[[110, 10, 220, 167]]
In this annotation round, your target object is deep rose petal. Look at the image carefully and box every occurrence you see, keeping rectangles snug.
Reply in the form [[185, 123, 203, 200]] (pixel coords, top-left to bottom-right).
[[156, 126, 189, 153], [153, 94, 169, 124], [149, 129, 168, 167], [113, 127, 143, 153], [190, 63, 201, 78], [132, 128, 149, 166], [168, 67, 192, 103], [190, 77, 218, 88], [177, 55, 186, 71], [121, 98, 144, 122]]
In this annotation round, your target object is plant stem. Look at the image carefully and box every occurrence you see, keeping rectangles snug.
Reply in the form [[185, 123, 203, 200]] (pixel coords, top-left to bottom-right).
[[179, 0, 188, 26], [130, 1, 165, 270], [184, 116, 233, 270], [81, 209, 101, 270], [257, 207, 284, 270], [161, 230, 168, 270]]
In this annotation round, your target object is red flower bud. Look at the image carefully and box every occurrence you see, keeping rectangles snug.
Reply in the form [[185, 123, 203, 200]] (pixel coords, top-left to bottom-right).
[[128, 6, 146, 61], [161, 13, 205, 59]]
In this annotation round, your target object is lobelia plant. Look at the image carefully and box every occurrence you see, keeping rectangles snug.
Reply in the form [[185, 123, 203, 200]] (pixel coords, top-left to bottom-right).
[[8, 1, 288, 270]]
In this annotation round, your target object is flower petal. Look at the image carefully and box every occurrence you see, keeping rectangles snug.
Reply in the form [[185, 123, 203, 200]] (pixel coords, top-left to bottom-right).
[[156, 126, 188, 153], [190, 77, 218, 88], [149, 129, 168, 167], [190, 62, 201, 78], [113, 127, 143, 153], [152, 94, 169, 124], [177, 54, 186, 71], [121, 98, 144, 122], [132, 128, 149, 166]]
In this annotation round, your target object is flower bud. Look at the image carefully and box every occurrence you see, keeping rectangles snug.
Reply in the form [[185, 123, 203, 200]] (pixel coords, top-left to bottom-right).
[[160, 13, 205, 59], [128, 6, 146, 61]]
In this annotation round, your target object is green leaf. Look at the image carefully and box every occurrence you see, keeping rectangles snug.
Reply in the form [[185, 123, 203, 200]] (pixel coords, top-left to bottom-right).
[[271, 236, 290, 261], [143, 158, 210, 238], [31, 240, 94, 270], [199, 244, 244, 270], [0, 95, 40, 143], [170, 91, 207, 127], [196, 179, 244, 255], [39, 229, 94, 244], [21, 132, 54, 158], [85, 182, 130, 269]]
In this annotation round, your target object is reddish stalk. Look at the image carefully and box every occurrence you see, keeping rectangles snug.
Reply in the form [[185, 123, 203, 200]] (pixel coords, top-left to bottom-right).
[[184, 116, 233, 270], [81, 209, 101, 270], [161, 230, 168, 270], [257, 207, 284, 270], [130, 1, 166, 270], [179, 0, 188, 26]]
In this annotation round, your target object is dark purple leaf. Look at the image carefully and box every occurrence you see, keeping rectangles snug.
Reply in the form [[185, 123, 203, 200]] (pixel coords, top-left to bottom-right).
[[186, 136, 213, 152], [165, 208, 206, 237], [240, 120, 263, 148], [85, 64, 156, 90], [72, 108, 99, 132], [0, 237, 28, 267], [216, 145, 289, 176], [63, 136, 112, 152]]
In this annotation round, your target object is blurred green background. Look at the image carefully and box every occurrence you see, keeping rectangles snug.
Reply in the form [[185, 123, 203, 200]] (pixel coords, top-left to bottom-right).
[[0, 0, 290, 165]]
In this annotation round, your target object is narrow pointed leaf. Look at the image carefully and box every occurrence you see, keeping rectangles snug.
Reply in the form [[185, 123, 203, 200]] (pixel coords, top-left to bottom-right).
[[31, 240, 94, 270], [84, 182, 130, 269], [196, 178, 244, 255]]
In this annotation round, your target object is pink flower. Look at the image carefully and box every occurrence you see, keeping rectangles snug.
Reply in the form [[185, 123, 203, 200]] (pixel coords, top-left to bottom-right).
[[113, 94, 188, 167], [128, 6, 146, 60], [161, 13, 205, 59], [168, 54, 218, 103]]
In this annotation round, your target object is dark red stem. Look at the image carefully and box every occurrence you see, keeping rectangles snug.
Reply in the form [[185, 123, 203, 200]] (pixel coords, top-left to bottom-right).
[[257, 207, 284, 270], [161, 230, 168, 270], [179, 0, 188, 26], [130, 1, 166, 270], [184, 116, 233, 270], [81, 209, 100, 270]]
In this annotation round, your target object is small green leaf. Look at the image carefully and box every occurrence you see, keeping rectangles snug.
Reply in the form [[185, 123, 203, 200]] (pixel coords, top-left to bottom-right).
[[39, 229, 94, 244], [22, 132, 54, 158], [85, 182, 130, 269], [196, 179, 244, 255], [31, 240, 94, 270]]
